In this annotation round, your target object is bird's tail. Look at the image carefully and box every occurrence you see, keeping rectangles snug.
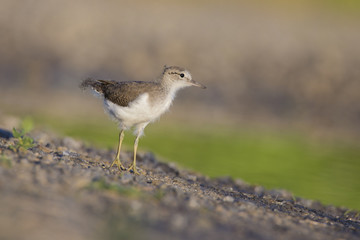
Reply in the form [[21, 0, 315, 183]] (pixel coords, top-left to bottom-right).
[[79, 78, 104, 94]]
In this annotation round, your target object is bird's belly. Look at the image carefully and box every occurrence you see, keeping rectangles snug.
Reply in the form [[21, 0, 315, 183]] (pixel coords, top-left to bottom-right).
[[103, 95, 171, 129]]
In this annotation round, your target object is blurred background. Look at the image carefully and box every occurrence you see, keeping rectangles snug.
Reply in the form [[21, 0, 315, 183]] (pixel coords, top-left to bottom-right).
[[0, 0, 359, 209]]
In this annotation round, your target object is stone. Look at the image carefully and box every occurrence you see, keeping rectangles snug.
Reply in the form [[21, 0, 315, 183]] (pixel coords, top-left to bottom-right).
[[223, 196, 235, 203], [0, 128, 13, 139]]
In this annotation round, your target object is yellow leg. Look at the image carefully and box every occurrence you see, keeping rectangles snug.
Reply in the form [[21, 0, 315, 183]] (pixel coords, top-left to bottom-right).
[[128, 134, 141, 175], [110, 130, 126, 170]]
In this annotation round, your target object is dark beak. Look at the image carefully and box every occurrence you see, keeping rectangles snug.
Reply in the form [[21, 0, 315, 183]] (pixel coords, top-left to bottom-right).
[[190, 79, 206, 89]]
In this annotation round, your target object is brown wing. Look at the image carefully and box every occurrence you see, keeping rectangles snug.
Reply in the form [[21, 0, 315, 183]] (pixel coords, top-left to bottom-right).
[[101, 81, 160, 107], [81, 78, 161, 107]]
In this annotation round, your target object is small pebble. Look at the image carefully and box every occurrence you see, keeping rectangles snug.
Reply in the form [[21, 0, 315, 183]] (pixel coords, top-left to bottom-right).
[[254, 186, 265, 196], [188, 197, 200, 209], [62, 137, 82, 150], [187, 175, 197, 182], [223, 196, 235, 203]]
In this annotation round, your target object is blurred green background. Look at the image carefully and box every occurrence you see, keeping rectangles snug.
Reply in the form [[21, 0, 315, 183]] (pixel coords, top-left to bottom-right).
[[1, 0, 360, 210]]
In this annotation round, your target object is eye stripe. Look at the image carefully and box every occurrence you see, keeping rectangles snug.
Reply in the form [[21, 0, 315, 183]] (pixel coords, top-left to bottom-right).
[[169, 72, 185, 78]]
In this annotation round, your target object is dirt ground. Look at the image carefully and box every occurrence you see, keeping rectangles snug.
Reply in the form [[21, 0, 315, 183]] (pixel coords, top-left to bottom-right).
[[0, 128, 359, 240]]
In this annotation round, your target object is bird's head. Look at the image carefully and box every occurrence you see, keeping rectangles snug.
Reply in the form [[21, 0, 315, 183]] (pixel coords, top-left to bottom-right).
[[162, 65, 206, 89]]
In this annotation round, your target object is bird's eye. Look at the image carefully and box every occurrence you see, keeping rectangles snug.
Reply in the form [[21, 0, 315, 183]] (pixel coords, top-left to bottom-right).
[[180, 73, 185, 78]]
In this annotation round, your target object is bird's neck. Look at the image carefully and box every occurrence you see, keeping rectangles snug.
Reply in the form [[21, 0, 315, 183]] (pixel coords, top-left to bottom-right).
[[150, 77, 182, 105], [160, 76, 187, 94]]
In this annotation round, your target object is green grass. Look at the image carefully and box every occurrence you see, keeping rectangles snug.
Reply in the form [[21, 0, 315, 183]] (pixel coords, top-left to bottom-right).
[[33, 115, 360, 210], [9, 117, 36, 152]]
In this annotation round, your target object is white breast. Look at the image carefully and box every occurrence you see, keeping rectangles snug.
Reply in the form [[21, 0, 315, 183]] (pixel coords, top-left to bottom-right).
[[103, 91, 176, 130]]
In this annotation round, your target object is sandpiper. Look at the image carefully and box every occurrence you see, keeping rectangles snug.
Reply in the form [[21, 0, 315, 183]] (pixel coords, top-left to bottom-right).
[[80, 66, 206, 174]]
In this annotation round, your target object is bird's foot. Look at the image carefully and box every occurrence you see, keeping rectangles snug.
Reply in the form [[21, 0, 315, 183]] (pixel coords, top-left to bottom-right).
[[109, 158, 126, 171], [127, 164, 141, 175]]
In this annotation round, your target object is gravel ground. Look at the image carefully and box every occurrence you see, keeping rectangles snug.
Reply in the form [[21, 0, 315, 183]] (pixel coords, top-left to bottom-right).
[[0, 128, 359, 240]]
